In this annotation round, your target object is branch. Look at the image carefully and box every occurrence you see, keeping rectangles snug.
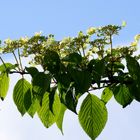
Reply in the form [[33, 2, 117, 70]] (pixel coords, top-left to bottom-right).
[[9, 70, 29, 75]]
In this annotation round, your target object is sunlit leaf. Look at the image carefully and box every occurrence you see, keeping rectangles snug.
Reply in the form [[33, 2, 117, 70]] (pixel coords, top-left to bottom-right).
[[0, 63, 18, 72], [27, 98, 40, 118], [79, 94, 107, 140], [56, 103, 66, 134], [113, 84, 133, 107], [13, 78, 31, 116], [0, 72, 9, 100], [101, 87, 113, 104], [49, 86, 57, 113], [37, 92, 61, 128]]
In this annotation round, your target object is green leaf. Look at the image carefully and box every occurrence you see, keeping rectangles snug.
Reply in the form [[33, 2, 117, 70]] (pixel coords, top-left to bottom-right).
[[113, 84, 133, 107], [37, 92, 61, 128], [13, 78, 31, 116], [0, 63, 18, 72], [62, 52, 82, 64], [27, 98, 40, 118], [56, 103, 66, 134], [25, 67, 39, 78], [0, 72, 9, 100], [57, 72, 71, 88], [113, 62, 125, 70], [49, 87, 57, 113], [43, 50, 60, 74], [126, 55, 140, 82], [58, 83, 78, 113], [101, 87, 113, 104], [65, 89, 77, 113], [32, 72, 51, 97], [69, 68, 92, 94], [24, 89, 32, 111], [79, 94, 107, 140], [88, 59, 105, 87], [126, 55, 140, 101]]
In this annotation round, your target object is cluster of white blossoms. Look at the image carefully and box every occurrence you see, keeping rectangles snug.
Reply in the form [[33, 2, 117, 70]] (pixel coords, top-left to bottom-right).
[[131, 34, 140, 47]]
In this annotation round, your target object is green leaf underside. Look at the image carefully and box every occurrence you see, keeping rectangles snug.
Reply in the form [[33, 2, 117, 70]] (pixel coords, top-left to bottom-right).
[[56, 103, 67, 134], [79, 94, 107, 140], [113, 84, 133, 107], [37, 92, 61, 128], [13, 78, 31, 116], [101, 87, 113, 104], [0, 72, 9, 100]]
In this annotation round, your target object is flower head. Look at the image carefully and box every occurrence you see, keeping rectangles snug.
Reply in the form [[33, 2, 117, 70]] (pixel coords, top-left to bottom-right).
[[134, 34, 140, 42], [34, 31, 42, 36], [131, 41, 138, 47], [4, 38, 12, 45], [86, 27, 96, 35]]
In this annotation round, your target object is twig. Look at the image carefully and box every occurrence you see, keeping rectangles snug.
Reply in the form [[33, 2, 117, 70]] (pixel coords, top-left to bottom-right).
[[12, 51, 20, 71], [18, 48, 23, 71], [0, 56, 7, 70]]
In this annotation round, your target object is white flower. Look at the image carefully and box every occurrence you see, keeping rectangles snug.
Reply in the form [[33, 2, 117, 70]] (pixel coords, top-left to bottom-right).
[[86, 27, 96, 35], [20, 36, 29, 43], [34, 31, 42, 36], [4, 38, 12, 44], [87, 50, 93, 56], [131, 41, 138, 47], [134, 34, 140, 41], [106, 48, 111, 54], [60, 37, 72, 45], [122, 21, 127, 27], [0, 48, 3, 54], [92, 47, 98, 53]]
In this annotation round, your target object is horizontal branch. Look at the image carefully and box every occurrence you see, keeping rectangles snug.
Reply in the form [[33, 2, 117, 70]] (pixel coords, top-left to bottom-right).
[[9, 71, 29, 75]]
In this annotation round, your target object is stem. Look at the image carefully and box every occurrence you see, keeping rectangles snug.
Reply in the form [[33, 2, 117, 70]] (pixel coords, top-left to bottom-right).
[[12, 51, 20, 71], [110, 35, 113, 56], [18, 48, 23, 71], [109, 35, 114, 79], [0, 56, 7, 70], [88, 85, 109, 91]]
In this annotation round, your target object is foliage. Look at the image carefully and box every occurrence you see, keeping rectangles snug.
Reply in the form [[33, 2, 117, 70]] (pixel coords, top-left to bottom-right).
[[0, 23, 140, 139]]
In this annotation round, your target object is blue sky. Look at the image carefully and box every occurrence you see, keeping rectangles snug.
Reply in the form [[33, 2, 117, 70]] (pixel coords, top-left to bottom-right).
[[0, 0, 140, 140]]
